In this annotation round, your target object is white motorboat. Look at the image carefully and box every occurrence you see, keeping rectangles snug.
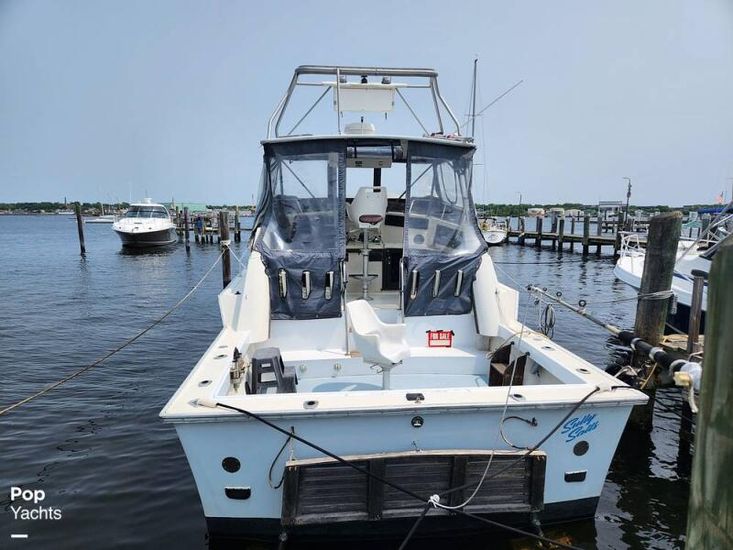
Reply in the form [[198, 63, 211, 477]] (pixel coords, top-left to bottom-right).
[[480, 217, 508, 245], [112, 199, 176, 247], [614, 212, 731, 332], [161, 65, 646, 543]]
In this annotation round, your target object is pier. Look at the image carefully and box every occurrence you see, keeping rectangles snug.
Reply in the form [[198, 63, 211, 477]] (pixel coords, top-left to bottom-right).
[[504, 214, 642, 256]]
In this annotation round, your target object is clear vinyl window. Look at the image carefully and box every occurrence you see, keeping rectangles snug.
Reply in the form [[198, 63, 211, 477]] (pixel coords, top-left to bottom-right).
[[259, 150, 342, 253], [405, 148, 483, 256]]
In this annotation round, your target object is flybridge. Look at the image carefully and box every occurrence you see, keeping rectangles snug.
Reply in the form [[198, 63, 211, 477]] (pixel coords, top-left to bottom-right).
[[267, 65, 465, 139]]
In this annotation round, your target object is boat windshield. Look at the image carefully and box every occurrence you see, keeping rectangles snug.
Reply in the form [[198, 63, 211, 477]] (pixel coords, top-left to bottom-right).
[[126, 207, 168, 219], [253, 138, 484, 319]]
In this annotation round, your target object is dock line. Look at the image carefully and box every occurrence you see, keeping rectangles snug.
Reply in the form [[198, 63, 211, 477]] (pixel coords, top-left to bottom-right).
[[0, 251, 225, 417]]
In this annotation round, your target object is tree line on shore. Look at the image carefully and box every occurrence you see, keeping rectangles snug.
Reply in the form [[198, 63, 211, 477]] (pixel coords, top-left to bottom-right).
[[0, 202, 256, 214], [0, 201, 719, 215]]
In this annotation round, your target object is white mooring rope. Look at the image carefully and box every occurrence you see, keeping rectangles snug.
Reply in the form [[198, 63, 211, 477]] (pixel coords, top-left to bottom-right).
[[0, 250, 225, 417]]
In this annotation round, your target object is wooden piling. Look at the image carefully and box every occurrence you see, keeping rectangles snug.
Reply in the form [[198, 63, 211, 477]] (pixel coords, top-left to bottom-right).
[[74, 202, 86, 255], [219, 210, 232, 288], [686, 238, 733, 549], [518, 217, 526, 246], [634, 212, 682, 344], [558, 218, 565, 250], [701, 214, 710, 236], [629, 212, 682, 431], [582, 214, 590, 256], [595, 214, 602, 255], [570, 217, 576, 252], [183, 207, 190, 251], [235, 206, 241, 242], [535, 217, 543, 248], [686, 269, 706, 355], [614, 212, 625, 257]]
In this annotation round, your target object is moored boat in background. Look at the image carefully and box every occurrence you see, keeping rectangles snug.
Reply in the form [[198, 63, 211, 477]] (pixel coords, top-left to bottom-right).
[[480, 217, 508, 245], [112, 199, 176, 247]]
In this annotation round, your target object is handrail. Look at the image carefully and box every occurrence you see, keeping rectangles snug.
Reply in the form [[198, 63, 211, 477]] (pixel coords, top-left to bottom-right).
[[268, 64, 461, 139], [294, 65, 438, 78]]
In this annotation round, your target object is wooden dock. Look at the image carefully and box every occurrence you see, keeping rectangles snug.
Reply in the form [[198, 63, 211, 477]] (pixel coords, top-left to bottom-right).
[[504, 214, 647, 257]]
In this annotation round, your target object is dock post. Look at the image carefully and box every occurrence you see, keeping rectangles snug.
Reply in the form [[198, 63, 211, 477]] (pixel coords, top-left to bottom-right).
[[701, 214, 710, 237], [219, 210, 232, 288], [686, 269, 706, 355], [535, 217, 543, 248], [183, 207, 190, 251], [629, 212, 682, 431], [634, 212, 681, 343], [614, 212, 625, 257], [558, 217, 565, 251], [235, 206, 241, 242], [582, 214, 590, 256], [74, 202, 86, 255], [550, 215, 557, 251], [518, 217, 526, 246], [570, 217, 576, 252], [686, 238, 733, 549], [595, 214, 602, 255]]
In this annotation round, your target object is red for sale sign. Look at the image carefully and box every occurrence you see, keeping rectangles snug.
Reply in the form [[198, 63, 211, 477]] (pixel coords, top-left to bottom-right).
[[427, 330, 454, 348]]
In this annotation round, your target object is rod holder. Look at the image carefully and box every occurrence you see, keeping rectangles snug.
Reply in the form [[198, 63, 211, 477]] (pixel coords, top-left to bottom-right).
[[301, 271, 311, 299], [325, 271, 334, 300], [410, 269, 420, 299], [454, 269, 464, 296], [432, 270, 442, 297], [278, 269, 288, 298]]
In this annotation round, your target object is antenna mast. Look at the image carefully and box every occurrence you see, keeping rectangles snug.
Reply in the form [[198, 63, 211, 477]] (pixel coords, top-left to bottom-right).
[[470, 58, 478, 138]]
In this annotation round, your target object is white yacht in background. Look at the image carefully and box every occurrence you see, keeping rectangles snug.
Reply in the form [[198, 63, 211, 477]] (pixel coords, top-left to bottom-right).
[[480, 217, 508, 245], [112, 199, 176, 247], [161, 65, 646, 543]]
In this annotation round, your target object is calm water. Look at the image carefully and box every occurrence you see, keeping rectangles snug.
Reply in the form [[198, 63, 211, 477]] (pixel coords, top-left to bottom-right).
[[0, 216, 691, 549]]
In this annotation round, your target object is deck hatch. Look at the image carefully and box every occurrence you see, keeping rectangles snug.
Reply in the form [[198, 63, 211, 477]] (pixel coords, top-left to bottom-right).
[[281, 450, 546, 526]]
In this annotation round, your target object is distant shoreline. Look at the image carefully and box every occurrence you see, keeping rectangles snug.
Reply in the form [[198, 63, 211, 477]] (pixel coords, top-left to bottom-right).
[[0, 201, 721, 218]]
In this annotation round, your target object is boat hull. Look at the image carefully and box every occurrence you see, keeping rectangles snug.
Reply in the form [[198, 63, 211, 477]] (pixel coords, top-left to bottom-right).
[[483, 230, 507, 246], [206, 497, 599, 541], [171, 399, 633, 542], [613, 258, 708, 333], [114, 227, 177, 247]]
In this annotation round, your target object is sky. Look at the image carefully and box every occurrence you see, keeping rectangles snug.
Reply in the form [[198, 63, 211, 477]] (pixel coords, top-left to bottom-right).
[[1, 0, 732, 206]]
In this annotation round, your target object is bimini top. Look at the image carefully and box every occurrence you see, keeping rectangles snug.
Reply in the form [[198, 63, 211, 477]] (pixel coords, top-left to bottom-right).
[[267, 65, 470, 143]]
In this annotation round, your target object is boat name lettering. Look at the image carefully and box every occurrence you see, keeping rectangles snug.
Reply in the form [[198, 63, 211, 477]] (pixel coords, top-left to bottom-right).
[[561, 413, 598, 442]]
